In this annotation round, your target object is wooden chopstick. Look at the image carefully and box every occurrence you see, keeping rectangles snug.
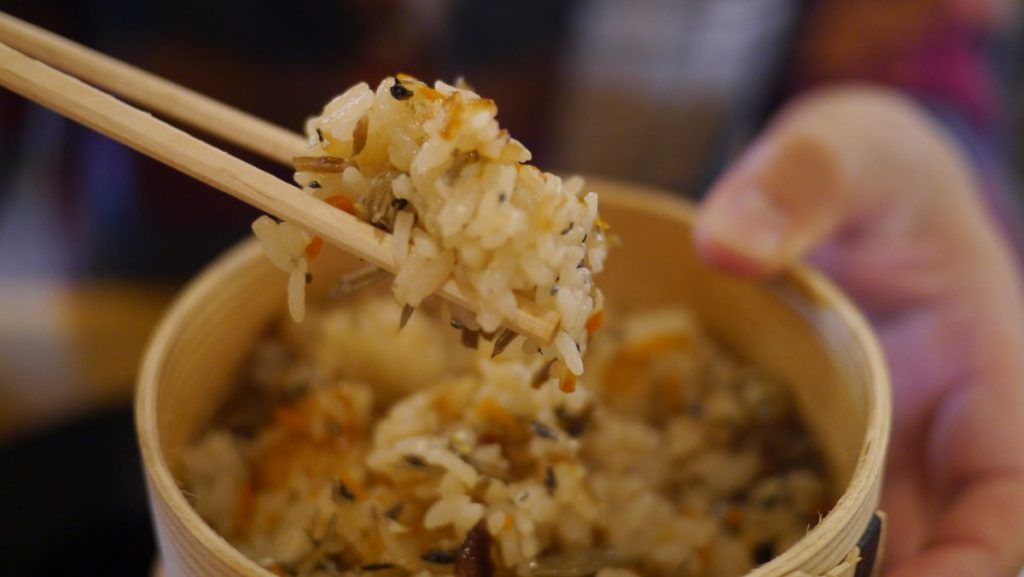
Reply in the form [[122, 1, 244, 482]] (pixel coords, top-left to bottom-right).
[[0, 11, 305, 165], [0, 40, 559, 345]]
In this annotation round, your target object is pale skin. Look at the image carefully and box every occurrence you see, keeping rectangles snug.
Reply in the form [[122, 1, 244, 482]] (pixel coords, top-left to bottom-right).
[[694, 85, 1024, 577]]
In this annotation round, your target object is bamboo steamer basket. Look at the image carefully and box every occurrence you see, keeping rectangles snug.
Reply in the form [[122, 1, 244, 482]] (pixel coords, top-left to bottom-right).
[[137, 178, 891, 577]]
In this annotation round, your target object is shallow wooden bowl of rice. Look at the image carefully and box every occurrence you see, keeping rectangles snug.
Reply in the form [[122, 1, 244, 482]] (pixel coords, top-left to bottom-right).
[[137, 178, 890, 577]]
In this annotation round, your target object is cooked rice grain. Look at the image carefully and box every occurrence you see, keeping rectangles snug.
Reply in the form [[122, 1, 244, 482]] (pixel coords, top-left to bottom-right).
[[255, 76, 607, 379]]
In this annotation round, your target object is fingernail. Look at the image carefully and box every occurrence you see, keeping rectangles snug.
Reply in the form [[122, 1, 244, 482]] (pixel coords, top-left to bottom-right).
[[698, 186, 789, 264]]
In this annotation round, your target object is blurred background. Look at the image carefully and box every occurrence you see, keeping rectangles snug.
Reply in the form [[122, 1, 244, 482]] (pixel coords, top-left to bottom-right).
[[0, 1, 1020, 575]]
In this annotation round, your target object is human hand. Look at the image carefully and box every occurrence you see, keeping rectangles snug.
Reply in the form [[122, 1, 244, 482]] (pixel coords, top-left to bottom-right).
[[693, 85, 1024, 577]]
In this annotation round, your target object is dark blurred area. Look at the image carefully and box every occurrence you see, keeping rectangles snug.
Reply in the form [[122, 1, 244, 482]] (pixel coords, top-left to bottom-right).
[[0, 406, 153, 576], [0, 1, 1020, 575]]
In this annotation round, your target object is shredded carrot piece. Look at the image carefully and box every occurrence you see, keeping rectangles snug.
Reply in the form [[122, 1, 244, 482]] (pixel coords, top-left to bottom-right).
[[273, 405, 309, 435], [324, 195, 355, 214], [586, 310, 604, 334], [559, 373, 577, 393], [305, 236, 324, 261], [603, 333, 691, 390], [476, 398, 518, 430], [502, 515, 514, 530], [724, 504, 744, 529]]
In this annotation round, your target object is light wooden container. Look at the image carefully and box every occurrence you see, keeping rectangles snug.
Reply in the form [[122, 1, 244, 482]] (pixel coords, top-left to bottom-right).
[[137, 178, 891, 577]]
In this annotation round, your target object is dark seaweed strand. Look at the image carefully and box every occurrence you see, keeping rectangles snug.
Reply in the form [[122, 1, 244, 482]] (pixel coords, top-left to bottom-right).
[[462, 329, 480, 350], [392, 198, 409, 210], [309, 180, 322, 189], [404, 454, 428, 468], [560, 222, 573, 235], [421, 550, 457, 564], [360, 563, 397, 572], [455, 521, 494, 577], [490, 329, 517, 358], [305, 273, 314, 284], [498, 192, 507, 203], [531, 360, 556, 388], [530, 420, 558, 440], [316, 128, 324, 143], [399, 304, 415, 331], [370, 217, 391, 232], [383, 502, 404, 521], [555, 405, 592, 437], [333, 479, 356, 502], [753, 541, 775, 565], [390, 78, 414, 100], [544, 465, 557, 494]]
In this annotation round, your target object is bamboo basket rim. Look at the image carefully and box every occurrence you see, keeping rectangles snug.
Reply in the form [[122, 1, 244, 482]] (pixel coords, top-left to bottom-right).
[[136, 178, 891, 576]]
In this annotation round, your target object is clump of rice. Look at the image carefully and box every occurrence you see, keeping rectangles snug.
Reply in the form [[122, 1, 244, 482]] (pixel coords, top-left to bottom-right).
[[252, 75, 608, 387], [182, 296, 830, 577]]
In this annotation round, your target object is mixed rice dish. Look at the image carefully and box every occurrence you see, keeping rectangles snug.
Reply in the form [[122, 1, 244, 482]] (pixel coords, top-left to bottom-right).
[[182, 294, 830, 577], [252, 75, 607, 388], [183, 77, 831, 577]]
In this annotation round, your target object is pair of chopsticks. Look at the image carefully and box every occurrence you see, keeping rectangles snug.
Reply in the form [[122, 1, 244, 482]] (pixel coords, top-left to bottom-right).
[[0, 12, 559, 345]]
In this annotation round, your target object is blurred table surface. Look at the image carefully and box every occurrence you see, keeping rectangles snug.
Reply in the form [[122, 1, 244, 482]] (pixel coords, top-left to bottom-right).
[[0, 279, 176, 442]]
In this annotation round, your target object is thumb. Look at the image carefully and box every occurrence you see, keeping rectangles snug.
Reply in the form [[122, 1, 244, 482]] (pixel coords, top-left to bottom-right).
[[694, 131, 848, 277], [693, 86, 966, 278]]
